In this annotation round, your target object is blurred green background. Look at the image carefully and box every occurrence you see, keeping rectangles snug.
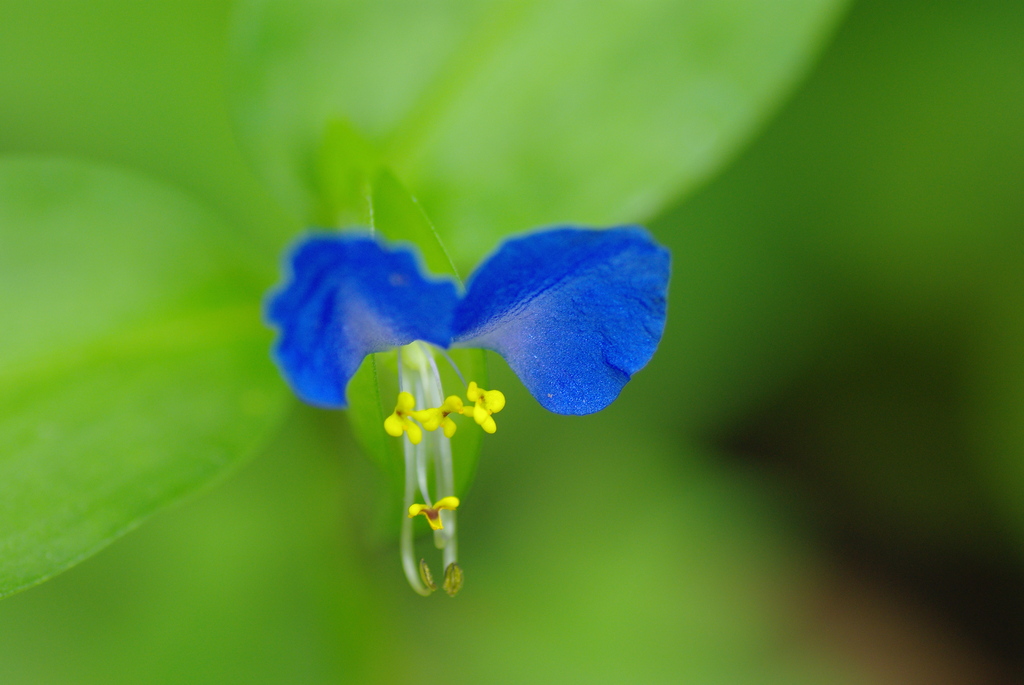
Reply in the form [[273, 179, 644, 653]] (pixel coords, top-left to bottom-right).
[[1, 0, 1023, 683]]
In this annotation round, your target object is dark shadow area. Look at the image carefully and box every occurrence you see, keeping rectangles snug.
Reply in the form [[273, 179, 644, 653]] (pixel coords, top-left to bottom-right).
[[719, 322, 1024, 675], [645, 0, 1024, 678]]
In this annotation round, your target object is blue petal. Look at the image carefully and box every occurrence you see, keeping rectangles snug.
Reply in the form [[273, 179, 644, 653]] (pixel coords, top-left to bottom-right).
[[265, 232, 458, 408], [451, 226, 669, 414]]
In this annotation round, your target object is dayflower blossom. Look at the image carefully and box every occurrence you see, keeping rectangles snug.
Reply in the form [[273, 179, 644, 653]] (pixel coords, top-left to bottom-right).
[[266, 225, 669, 595]]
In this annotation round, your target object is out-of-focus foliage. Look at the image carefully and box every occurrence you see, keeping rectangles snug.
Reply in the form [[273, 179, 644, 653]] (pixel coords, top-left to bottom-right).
[[0, 394, 852, 684], [3, 0, 1023, 682], [0, 158, 285, 598], [230, 0, 846, 264], [0, 0, 847, 599], [657, 0, 1024, 549], [0, 1, 294, 246]]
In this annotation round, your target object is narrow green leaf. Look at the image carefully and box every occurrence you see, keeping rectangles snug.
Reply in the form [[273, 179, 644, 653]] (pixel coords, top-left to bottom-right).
[[0, 156, 287, 598], [312, 120, 460, 281], [371, 168, 459, 279]]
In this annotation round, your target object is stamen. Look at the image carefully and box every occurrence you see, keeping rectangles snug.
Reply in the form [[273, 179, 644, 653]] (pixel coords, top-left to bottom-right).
[[416, 436, 432, 506], [408, 497, 460, 530], [389, 341, 476, 595], [420, 342, 458, 562], [420, 342, 445, 406], [384, 391, 422, 444], [462, 381, 506, 433], [436, 347, 467, 387], [443, 563, 464, 597], [412, 377, 432, 504], [400, 435, 431, 596], [411, 396, 464, 438], [411, 356, 436, 505], [437, 431, 458, 567], [418, 558, 437, 592]]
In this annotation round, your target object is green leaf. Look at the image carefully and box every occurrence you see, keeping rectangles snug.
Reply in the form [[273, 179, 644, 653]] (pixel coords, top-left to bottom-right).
[[0, 1, 296, 250], [0, 156, 287, 598], [229, 0, 849, 264], [313, 118, 381, 228], [371, 168, 460, 279], [313, 119, 460, 278]]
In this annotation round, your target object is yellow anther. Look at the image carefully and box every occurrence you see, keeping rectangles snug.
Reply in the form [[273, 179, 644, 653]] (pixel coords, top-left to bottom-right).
[[418, 559, 437, 592], [443, 562, 464, 597], [384, 391, 423, 444], [461, 381, 505, 434], [408, 496, 460, 530], [412, 395, 465, 438]]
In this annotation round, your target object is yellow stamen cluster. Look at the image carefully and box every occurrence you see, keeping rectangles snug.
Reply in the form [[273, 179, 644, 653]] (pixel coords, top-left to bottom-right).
[[383, 391, 422, 444], [408, 496, 460, 530], [382, 382, 505, 439], [462, 381, 505, 434], [412, 395, 464, 438]]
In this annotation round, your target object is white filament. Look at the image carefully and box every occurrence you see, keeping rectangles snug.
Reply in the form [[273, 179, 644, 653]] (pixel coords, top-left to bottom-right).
[[398, 341, 461, 594]]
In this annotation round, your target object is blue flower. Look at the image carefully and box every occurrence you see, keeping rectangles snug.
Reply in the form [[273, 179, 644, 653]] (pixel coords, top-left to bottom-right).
[[265, 225, 669, 595], [267, 225, 669, 415]]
